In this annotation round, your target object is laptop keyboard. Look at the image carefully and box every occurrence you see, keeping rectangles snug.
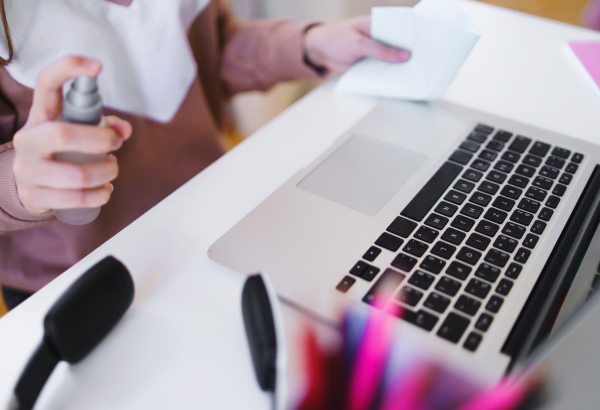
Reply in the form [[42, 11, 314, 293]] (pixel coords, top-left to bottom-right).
[[335, 124, 584, 352]]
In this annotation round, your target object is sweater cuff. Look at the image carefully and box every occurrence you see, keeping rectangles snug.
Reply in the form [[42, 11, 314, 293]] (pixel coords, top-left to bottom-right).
[[0, 147, 54, 223]]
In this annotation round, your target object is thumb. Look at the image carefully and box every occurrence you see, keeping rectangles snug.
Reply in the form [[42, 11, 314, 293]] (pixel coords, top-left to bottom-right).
[[358, 37, 411, 64], [28, 55, 102, 125]]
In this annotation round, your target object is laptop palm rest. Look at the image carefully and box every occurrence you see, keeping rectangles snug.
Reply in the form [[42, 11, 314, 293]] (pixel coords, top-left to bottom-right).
[[297, 135, 427, 216]]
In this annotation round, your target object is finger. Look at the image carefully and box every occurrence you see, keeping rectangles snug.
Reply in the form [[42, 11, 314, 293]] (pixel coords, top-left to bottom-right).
[[105, 116, 133, 142], [28, 56, 102, 125], [358, 37, 411, 63], [352, 15, 372, 36], [20, 183, 114, 213], [16, 154, 119, 190], [19, 122, 122, 157]]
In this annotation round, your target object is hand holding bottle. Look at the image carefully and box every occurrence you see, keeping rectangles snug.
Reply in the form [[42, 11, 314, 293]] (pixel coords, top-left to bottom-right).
[[12, 56, 132, 222]]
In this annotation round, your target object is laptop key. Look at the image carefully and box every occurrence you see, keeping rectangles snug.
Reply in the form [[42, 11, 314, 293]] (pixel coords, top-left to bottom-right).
[[533, 176, 553, 190], [451, 215, 476, 232], [466, 233, 491, 251], [538, 207, 554, 222], [559, 173, 572, 185], [479, 150, 498, 162], [403, 239, 429, 257], [424, 292, 451, 314], [523, 233, 539, 249], [435, 201, 459, 217], [529, 141, 551, 157], [502, 222, 526, 239], [496, 278, 514, 296], [363, 246, 382, 262], [539, 165, 560, 179], [510, 209, 534, 226], [466, 278, 492, 299], [401, 161, 464, 222], [441, 228, 466, 245], [424, 213, 449, 230], [565, 163, 578, 174], [552, 184, 567, 197], [431, 241, 457, 259], [508, 174, 530, 189], [414, 226, 439, 243], [460, 140, 481, 153], [508, 136, 531, 153], [350, 261, 368, 277], [475, 220, 500, 237], [408, 270, 436, 290], [502, 151, 521, 163], [420, 255, 446, 274], [456, 247, 482, 265], [552, 147, 571, 159], [523, 155, 542, 167], [486, 170, 507, 184], [475, 124, 494, 134], [500, 185, 523, 200], [470, 190, 493, 205], [494, 161, 514, 173], [387, 216, 418, 238], [514, 247, 531, 263], [494, 130, 513, 142], [475, 313, 494, 332], [463, 332, 483, 352], [460, 203, 484, 219], [546, 156, 565, 169], [571, 153, 584, 163], [446, 261, 472, 280], [493, 235, 518, 253], [362, 266, 381, 282], [518, 198, 541, 213], [486, 295, 504, 313], [486, 140, 504, 152], [435, 276, 462, 296], [546, 195, 561, 209], [445, 190, 468, 205], [454, 179, 476, 193], [336, 276, 356, 293], [450, 150, 473, 165], [397, 286, 423, 307], [492, 196, 515, 212], [363, 268, 406, 307], [475, 263, 501, 283], [437, 312, 470, 343], [463, 169, 484, 182], [526, 187, 547, 201], [468, 132, 487, 143], [530, 220, 547, 235], [455, 294, 481, 316], [375, 232, 404, 252], [391, 253, 418, 272], [515, 164, 536, 178], [400, 308, 438, 332], [484, 208, 508, 224], [484, 248, 510, 268], [505, 263, 523, 279], [471, 159, 491, 172]]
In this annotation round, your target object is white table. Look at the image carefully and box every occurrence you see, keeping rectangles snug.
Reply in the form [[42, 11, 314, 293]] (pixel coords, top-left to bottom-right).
[[1, 1, 599, 408]]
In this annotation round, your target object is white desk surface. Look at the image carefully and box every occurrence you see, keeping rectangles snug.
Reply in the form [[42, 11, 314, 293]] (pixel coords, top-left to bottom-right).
[[1, 1, 599, 409]]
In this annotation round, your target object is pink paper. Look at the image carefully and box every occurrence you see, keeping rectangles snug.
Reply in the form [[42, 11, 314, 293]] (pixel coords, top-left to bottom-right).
[[569, 41, 600, 91]]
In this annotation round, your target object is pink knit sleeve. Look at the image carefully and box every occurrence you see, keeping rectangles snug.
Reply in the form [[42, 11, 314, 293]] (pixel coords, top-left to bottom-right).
[[219, 7, 324, 94], [0, 142, 54, 232]]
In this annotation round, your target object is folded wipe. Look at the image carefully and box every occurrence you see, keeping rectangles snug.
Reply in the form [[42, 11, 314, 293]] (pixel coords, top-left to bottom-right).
[[336, 0, 481, 100]]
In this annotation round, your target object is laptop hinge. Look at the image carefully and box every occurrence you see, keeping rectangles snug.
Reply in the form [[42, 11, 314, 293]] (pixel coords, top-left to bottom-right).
[[501, 164, 600, 371]]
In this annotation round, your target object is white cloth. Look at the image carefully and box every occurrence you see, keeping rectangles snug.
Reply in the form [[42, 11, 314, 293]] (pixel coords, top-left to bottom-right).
[[0, 0, 211, 123]]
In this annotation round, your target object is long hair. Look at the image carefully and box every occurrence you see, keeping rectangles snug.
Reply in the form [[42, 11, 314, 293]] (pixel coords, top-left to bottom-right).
[[0, 0, 13, 66]]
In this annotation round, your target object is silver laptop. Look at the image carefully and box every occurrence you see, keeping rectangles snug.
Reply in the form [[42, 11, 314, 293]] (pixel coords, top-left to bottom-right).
[[208, 98, 600, 381]]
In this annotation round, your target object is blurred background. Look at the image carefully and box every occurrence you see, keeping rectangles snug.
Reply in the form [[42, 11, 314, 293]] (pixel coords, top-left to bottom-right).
[[225, 0, 594, 146]]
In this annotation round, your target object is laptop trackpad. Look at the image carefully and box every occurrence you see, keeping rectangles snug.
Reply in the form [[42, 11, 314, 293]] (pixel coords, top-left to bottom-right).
[[297, 135, 427, 216]]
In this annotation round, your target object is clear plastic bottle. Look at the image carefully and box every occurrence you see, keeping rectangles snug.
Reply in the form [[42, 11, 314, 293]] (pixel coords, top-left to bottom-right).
[[53, 76, 107, 225]]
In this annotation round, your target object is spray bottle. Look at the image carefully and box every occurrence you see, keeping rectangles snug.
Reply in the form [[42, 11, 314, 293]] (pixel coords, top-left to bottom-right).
[[52, 76, 107, 225]]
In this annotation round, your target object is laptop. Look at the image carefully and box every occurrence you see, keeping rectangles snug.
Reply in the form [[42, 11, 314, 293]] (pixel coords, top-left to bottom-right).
[[208, 97, 600, 382]]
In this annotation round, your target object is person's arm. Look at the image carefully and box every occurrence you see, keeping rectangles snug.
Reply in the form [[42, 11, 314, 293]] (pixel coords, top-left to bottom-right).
[[218, 2, 410, 95], [0, 56, 131, 234]]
